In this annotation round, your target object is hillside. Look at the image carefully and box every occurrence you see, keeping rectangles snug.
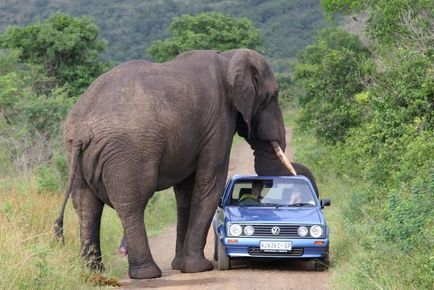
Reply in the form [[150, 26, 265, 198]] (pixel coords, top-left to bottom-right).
[[0, 0, 326, 71]]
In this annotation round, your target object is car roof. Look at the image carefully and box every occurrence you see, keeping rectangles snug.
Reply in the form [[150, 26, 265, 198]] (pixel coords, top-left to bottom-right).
[[229, 174, 313, 184]]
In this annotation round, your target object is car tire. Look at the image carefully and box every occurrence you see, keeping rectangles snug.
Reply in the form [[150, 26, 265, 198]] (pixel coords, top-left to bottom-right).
[[217, 238, 231, 270], [213, 233, 218, 261], [314, 246, 330, 271]]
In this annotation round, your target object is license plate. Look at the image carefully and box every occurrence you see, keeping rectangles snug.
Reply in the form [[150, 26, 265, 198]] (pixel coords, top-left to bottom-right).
[[260, 241, 292, 252]]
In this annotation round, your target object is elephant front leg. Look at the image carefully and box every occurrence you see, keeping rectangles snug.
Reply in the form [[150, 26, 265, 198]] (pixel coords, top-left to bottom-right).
[[181, 165, 228, 273], [71, 188, 104, 272], [171, 174, 194, 270]]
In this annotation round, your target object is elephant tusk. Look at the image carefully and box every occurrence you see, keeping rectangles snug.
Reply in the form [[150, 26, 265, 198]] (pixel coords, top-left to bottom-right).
[[270, 141, 297, 176]]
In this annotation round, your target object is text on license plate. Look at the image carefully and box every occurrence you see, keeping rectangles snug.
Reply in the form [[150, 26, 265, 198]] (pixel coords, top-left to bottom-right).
[[260, 241, 292, 252]]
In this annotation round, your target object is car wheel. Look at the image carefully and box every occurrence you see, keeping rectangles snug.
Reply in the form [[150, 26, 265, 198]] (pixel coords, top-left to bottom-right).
[[213, 233, 218, 261], [217, 238, 231, 270], [314, 246, 330, 271]]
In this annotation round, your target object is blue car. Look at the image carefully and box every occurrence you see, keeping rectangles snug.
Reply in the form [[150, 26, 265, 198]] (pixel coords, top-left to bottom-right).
[[212, 175, 331, 271]]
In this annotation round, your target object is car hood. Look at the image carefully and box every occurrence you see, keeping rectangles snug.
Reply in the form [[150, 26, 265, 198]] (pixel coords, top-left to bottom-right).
[[224, 206, 323, 224]]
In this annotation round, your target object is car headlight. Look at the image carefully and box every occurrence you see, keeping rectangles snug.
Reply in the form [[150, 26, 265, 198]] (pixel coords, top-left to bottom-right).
[[310, 225, 323, 238], [244, 225, 255, 236], [229, 224, 242, 236], [298, 226, 308, 237]]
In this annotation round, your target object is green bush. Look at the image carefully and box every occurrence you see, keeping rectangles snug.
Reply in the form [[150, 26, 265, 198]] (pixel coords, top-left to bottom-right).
[[382, 174, 434, 254], [294, 28, 371, 143], [35, 164, 61, 194], [147, 12, 263, 62], [292, 2, 433, 287], [0, 13, 110, 97]]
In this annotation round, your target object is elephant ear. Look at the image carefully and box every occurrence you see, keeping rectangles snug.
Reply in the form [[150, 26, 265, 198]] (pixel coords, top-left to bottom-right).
[[226, 49, 258, 138]]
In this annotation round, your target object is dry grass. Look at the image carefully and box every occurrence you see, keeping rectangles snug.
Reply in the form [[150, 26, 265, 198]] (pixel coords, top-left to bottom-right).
[[0, 176, 176, 289]]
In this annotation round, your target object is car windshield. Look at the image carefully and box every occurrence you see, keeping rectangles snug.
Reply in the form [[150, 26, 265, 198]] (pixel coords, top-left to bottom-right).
[[228, 179, 316, 207]]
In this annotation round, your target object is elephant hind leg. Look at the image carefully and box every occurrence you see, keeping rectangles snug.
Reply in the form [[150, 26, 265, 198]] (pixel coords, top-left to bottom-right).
[[171, 174, 195, 270], [103, 160, 161, 279], [71, 187, 104, 272]]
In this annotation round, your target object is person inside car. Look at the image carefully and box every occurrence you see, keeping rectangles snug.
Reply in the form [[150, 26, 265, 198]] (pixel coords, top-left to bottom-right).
[[237, 180, 264, 206], [287, 184, 315, 205]]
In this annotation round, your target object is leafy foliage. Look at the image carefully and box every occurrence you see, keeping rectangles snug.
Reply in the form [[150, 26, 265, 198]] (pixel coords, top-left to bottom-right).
[[0, 13, 109, 97], [321, 0, 434, 44], [0, 49, 73, 176], [0, 14, 110, 177], [320, 0, 365, 15], [293, 0, 434, 288], [0, 0, 327, 71], [294, 28, 370, 143], [148, 12, 262, 62]]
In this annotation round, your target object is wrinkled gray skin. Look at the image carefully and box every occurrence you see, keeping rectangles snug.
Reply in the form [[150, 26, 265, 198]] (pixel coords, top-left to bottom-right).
[[54, 49, 317, 279]]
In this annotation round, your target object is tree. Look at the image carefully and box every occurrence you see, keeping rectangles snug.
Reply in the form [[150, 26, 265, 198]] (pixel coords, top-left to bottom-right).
[[0, 14, 110, 174], [147, 12, 262, 62], [321, 0, 434, 44], [0, 13, 109, 97], [294, 28, 370, 143]]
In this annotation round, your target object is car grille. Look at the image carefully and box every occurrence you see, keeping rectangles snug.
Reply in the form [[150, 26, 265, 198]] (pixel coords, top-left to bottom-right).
[[250, 224, 300, 238], [248, 247, 304, 256]]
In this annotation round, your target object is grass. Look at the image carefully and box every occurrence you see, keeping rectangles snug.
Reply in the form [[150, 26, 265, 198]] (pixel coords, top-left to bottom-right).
[[0, 175, 176, 289], [282, 102, 300, 127]]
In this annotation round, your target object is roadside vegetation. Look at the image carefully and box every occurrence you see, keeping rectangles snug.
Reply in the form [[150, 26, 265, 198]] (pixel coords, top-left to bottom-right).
[[0, 0, 327, 71], [0, 180, 175, 289], [1, 1, 432, 288], [290, 0, 433, 288]]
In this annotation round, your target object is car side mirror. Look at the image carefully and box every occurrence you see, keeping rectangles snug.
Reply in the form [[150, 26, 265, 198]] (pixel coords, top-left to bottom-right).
[[219, 195, 224, 208], [320, 199, 331, 209]]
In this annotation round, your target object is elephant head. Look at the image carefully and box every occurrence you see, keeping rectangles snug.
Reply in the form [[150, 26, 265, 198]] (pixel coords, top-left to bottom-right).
[[224, 49, 297, 176]]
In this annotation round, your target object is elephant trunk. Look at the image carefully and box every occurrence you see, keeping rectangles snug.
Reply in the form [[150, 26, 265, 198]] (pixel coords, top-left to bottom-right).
[[253, 140, 293, 176], [269, 141, 297, 175], [253, 140, 320, 196]]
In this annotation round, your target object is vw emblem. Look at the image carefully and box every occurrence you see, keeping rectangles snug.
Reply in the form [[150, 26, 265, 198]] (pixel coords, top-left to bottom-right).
[[271, 226, 280, 235]]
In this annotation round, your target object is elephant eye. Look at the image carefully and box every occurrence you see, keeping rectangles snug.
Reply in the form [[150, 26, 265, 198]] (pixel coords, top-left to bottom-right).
[[264, 92, 277, 106]]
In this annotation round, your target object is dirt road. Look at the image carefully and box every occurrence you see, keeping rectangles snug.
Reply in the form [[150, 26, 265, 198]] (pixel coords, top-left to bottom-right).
[[120, 129, 330, 289]]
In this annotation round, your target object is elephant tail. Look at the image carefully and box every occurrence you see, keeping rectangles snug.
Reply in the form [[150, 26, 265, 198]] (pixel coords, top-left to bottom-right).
[[53, 142, 82, 244]]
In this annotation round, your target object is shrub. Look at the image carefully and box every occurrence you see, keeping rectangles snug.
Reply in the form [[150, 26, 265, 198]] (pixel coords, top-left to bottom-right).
[[294, 28, 371, 143]]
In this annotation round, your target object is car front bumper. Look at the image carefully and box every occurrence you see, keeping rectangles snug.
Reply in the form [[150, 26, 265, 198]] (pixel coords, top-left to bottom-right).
[[222, 237, 329, 259]]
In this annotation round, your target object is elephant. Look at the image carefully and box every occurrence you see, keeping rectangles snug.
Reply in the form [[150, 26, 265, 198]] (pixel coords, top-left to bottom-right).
[[53, 49, 317, 279]]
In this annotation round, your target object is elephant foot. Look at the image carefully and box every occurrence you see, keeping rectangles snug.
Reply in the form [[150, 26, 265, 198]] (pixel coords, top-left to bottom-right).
[[171, 255, 183, 270], [87, 261, 105, 273], [181, 255, 214, 273], [83, 254, 105, 273], [129, 263, 162, 279]]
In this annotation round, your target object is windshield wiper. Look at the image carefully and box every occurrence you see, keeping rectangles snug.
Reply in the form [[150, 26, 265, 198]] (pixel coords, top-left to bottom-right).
[[276, 202, 314, 208], [259, 203, 281, 207]]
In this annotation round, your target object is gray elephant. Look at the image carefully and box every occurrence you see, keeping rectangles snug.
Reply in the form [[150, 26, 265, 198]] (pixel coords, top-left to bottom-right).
[[53, 49, 311, 279]]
